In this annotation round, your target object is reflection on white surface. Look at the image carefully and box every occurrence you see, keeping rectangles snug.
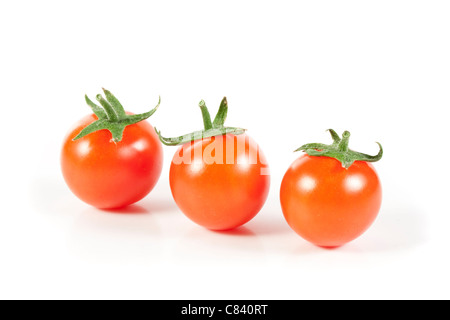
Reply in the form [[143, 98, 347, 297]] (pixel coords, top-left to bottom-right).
[[15, 175, 431, 300]]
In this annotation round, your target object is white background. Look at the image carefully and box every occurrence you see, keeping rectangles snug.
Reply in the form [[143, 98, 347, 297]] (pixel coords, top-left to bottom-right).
[[0, 0, 449, 300]]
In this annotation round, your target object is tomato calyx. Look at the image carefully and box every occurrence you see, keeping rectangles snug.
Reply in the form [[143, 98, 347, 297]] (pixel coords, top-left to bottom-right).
[[155, 97, 246, 146], [295, 129, 383, 169], [73, 88, 161, 142]]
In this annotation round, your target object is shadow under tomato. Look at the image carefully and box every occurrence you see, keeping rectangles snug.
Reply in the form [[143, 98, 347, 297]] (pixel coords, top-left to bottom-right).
[[138, 197, 179, 215], [210, 226, 256, 237], [245, 211, 293, 236], [99, 204, 149, 215], [169, 223, 266, 265]]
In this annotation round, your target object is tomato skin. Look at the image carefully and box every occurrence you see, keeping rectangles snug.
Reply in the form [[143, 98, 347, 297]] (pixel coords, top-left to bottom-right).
[[169, 134, 270, 230], [61, 113, 163, 209], [280, 154, 382, 247]]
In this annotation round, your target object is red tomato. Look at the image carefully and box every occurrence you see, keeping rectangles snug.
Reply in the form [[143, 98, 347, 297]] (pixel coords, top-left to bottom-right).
[[61, 113, 163, 209], [169, 134, 270, 230], [280, 154, 382, 247]]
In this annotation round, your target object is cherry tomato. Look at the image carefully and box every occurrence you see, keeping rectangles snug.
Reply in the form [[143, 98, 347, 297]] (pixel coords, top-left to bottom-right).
[[169, 133, 270, 230], [61, 90, 163, 209], [280, 154, 382, 247]]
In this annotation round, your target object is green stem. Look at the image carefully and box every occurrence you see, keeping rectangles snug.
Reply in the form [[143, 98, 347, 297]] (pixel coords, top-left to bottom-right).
[[212, 97, 228, 128], [74, 89, 160, 142], [327, 129, 341, 145], [295, 129, 383, 169], [338, 131, 350, 152], [199, 100, 213, 130], [155, 96, 245, 146], [102, 88, 127, 119], [96, 94, 118, 121]]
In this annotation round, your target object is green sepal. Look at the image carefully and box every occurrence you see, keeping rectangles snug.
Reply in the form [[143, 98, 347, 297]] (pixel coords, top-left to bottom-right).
[[74, 120, 127, 142], [74, 89, 161, 142], [85, 95, 107, 120], [155, 127, 246, 146], [295, 129, 383, 169], [155, 96, 246, 146], [96, 94, 119, 121], [102, 88, 127, 119]]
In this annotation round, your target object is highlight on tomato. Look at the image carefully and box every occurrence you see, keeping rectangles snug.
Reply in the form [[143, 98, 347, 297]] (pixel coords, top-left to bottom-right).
[[156, 97, 270, 231], [280, 129, 383, 247], [61, 89, 163, 209]]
